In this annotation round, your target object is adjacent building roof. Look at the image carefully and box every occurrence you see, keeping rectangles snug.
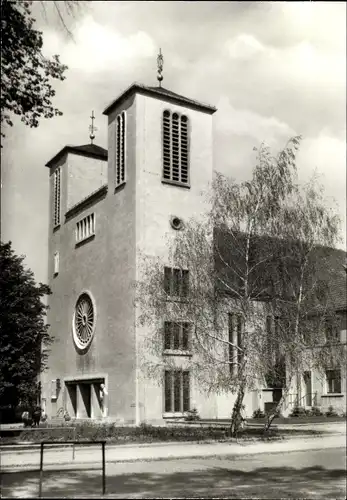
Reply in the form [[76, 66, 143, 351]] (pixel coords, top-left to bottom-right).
[[45, 144, 108, 168], [314, 246, 347, 312], [102, 83, 217, 116], [215, 228, 347, 312]]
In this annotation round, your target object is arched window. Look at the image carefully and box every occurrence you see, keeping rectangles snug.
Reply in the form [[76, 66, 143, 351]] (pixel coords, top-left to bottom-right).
[[116, 111, 126, 187], [162, 110, 189, 185]]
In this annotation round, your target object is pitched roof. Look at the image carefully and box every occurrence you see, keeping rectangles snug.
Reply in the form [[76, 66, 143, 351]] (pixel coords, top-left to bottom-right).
[[45, 144, 108, 168], [214, 228, 347, 312], [314, 246, 346, 312], [102, 83, 217, 116]]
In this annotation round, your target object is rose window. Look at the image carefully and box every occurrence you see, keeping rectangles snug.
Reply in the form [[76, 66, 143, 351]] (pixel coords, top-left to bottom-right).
[[72, 292, 96, 350]]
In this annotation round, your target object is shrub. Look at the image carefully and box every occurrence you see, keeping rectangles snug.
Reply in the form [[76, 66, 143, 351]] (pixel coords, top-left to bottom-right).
[[308, 406, 323, 417], [289, 405, 308, 417], [185, 408, 201, 421], [252, 408, 265, 419], [325, 405, 338, 417]]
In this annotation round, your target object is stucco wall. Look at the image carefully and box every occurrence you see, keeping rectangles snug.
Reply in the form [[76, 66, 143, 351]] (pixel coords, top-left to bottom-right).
[[134, 93, 215, 422], [66, 154, 107, 210], [43, 95, 138, 422]]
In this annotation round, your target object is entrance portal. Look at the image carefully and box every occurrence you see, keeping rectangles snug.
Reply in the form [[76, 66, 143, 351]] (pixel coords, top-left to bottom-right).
[[79, 383, 91, 418], [65, 378, 106, 419]]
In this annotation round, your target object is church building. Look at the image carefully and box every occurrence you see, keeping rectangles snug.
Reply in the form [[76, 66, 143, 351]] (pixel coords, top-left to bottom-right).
[[42, 56, 346, 423]]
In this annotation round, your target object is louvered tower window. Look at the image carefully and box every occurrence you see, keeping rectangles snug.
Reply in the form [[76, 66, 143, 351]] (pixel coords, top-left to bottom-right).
[[53, 167, 61, 227], [116, 111, 126, 187], [163, 110, 189, 185]]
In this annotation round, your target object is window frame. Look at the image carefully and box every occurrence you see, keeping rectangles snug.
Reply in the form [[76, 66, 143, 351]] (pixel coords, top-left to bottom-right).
[[75, 213, 96, 245], [325, 369, 342, 394], [324, 317, 340, 344], [161, 109, 191, 188], [115, 110, 126, 189], [163, 369, 190, 415], [53, 167, 61, 228], [163, 321, 192, 354], [164, 266, 189, 300]]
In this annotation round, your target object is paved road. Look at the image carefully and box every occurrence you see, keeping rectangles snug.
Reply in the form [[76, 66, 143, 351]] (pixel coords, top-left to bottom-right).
[[1, 433, 345, 471], [1, 447, 345, 499]]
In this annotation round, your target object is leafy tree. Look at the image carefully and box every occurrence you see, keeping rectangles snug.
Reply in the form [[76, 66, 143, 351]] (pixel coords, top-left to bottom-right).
[[0, 0, 77, 142], [262, 179, 346, 430], [136, 137, 345, 436], [0, 241, 52, 422]]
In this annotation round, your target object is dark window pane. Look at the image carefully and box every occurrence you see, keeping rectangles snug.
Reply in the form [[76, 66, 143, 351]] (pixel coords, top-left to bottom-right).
[[173, 268, 180, 296], [182, 323, 189, 350], [164, 371, 172, 412], [164, 322, 171, 350], [173, 323, 180, 350], [325, 318, 338, 343], [174, 372, 181, 412], [181, 270, 189, 297], [266, 316, 272, 334], [183, 371, 190, 411], [326, 370, 341, 393], [164, 267, 172, 295]]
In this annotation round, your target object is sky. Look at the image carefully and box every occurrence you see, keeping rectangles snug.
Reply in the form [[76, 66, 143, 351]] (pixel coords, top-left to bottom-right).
[[1, 1, 346, 284]]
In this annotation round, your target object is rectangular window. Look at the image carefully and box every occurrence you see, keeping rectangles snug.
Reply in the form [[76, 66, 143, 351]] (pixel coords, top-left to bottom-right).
[[162, 110, 189, 186], [326, 370, 341, 394], [53, 251, 59, 275], [164, 370, 190, 413], [164, 371, 172, 412], [76, 213, 95, 244], [325, 317, 339, 344], [116, 111, 126, 187], [163, 322, 191, 351], [164, 267, 189, 298], [53, 168, 61, 227], [228, 313, 244, 376]]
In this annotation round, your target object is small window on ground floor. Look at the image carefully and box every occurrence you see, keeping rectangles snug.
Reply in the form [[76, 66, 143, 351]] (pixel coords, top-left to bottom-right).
[[326, 369, 341, 394], [164, 370, 190, 413]]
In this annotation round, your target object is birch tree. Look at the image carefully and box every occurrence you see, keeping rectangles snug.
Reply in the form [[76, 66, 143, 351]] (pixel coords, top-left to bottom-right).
[[136, 136, 344, 435], [262, 179, 345, 430]]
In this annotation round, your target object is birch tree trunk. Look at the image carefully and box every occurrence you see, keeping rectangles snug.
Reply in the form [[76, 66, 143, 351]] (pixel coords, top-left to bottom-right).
[[230, 382, 246, 436]]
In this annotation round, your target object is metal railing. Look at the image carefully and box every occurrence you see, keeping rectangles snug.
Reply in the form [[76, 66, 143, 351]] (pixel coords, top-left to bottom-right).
[[38, 440, 106, 497]]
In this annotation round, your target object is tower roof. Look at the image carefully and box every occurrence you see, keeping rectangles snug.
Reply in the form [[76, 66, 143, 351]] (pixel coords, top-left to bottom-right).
[[102, 83, 217, 116], [45, 143, 108, 168]]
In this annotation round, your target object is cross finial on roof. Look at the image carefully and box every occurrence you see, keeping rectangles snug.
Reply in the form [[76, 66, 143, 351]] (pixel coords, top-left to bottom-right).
[[157, 48, 164, 87], [89, 110, 98, 145]]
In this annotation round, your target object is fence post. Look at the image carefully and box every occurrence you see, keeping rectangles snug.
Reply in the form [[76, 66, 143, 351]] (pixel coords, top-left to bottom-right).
[[72, 426, 76, 460], [102, 441, 106, 495], [39, 442, 44, 498]]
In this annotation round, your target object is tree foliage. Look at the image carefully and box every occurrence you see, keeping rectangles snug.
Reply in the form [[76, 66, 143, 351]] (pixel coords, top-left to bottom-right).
[[0, 241, 53, 418], [0, 0, 69, 141], [136, 137, 345, 435]]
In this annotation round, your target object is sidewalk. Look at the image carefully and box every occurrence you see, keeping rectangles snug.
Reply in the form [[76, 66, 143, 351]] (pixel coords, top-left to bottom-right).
[[2, 433, 345, 473]]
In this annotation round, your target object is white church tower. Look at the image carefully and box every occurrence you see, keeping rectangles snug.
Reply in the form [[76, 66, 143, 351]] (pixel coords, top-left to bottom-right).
[[43, 52, 217, 423]]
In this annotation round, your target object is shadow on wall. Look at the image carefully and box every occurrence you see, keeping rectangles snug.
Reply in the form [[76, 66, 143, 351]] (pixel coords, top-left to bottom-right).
[[2, 464, 346, 499]]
